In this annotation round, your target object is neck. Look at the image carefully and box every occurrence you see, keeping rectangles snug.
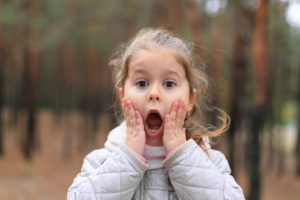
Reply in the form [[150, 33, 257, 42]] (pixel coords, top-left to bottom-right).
[[146, 134, 163, 146]]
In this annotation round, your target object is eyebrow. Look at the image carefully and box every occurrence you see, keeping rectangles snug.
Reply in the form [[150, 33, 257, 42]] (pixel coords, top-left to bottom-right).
[[165, 70, 181, 78], [132, 69, 147, 75], [132, 69, 181, 78]]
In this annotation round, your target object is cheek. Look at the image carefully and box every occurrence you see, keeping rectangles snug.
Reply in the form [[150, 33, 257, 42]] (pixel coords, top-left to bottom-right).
[[124, 85, 138, 98], [124, 88, 145, 108], [165, 96, 188, 113], [175, 88, 191, 103], [165, 90, 191, 111]]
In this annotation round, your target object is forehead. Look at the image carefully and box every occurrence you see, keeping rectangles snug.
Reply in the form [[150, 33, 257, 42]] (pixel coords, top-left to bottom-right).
[[127, 48, 187, 78]]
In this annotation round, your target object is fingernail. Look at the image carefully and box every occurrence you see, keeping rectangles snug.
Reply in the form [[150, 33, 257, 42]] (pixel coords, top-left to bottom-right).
[[181, 100, 185, 105], [179, 100, 183, 106]]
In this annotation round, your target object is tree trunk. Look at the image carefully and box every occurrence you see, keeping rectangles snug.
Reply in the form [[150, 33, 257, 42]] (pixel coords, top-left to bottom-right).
[[253, 0, 268, 106], [61, 42, 75, 159], [82, 45, 102, 146], [23, 0, 38, 160], [297, 113, 300, 175], [296, 62, 300, 175], [0, 30, 4, 156], [166, 0, 181, 33], [151, 0, 169, 29], [208, 19, 225, 133], [248, 0, 268, 199], [228, 3, 250, 176], [228, 32, 248, 176], [267, 76, 275, 169], [186, 0, 202, 56], [248, 105, 263, 200]]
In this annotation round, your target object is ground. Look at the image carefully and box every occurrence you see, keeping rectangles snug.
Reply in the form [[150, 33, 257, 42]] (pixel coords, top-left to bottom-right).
[[0, 110, 299, 200]]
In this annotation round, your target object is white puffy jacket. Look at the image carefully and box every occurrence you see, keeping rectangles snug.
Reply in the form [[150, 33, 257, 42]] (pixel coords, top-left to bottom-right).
[[68, 122, 245, 200]]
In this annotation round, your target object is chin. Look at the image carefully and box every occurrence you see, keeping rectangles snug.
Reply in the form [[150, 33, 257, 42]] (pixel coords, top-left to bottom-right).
[[144, 124, 163, 138]]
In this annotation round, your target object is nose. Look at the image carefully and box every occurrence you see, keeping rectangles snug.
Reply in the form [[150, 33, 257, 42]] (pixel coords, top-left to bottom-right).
[[148, 84, 160, 102], [149, 95, 160, 101]]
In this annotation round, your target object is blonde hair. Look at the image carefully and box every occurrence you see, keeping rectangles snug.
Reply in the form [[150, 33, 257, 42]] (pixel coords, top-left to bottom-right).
[[109, 27, 229, 151]]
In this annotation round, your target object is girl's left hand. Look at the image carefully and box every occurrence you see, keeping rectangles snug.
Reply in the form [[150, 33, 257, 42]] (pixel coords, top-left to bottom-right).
[[163, 99, 188, 154]]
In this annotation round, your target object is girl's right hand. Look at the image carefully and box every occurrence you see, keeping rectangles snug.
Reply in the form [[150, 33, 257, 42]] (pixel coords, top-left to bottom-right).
[[122, 98, 146, 156]]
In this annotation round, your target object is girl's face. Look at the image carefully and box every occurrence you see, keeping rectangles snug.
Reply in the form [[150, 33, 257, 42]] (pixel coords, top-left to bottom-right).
[[120, 48, 196, 143]]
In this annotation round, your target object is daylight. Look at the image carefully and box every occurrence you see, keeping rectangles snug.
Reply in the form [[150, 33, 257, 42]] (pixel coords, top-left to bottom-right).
[[284, 0, 300, 28]]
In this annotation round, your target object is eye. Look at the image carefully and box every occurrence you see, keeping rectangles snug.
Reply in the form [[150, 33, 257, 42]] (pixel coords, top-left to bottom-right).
[[136, 80, 149, 88], [164, 80, 176, 88]]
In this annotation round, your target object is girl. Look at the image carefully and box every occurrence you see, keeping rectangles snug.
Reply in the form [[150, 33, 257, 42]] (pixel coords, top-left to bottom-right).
[[68, 28, 245, 200]]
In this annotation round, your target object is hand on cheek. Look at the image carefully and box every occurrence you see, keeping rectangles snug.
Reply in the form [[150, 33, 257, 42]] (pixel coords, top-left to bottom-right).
[[122, 98, 146, 156], [163, 99, 187, 154]]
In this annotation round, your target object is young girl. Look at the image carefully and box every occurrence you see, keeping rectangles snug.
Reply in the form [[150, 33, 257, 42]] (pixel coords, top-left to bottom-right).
[[68, 28, 245, 200]]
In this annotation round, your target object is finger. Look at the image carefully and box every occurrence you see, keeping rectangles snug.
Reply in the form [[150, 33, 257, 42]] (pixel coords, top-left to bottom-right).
[[176, 100, 184, 122], [169, 100, 179, 122], [122, 104, 127, 121], [122, 98, 129, 119], [164, 114, 170, 130], [124, 99, 133, 127], [176, 100, 187, 127], [135, 111, 141, 126], [127, 100, 136, 127], [135, 111, 143, 132], [127, 100, 135, 119], [123, 101, 130, 127]]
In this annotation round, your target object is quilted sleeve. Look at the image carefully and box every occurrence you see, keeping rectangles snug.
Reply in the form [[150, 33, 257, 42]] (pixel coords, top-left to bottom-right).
[[163, 139, 245, 200], [67, 144, 147, 200]]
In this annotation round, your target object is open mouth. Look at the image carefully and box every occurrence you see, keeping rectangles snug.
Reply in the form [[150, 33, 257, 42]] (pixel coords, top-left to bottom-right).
[[145, 110, 163, 137]]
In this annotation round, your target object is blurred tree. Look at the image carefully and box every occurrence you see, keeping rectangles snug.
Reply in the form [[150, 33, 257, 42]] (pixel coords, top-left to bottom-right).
[[60, 0, 77, 158], [60, 41, 75, 158], [6, 24, 22, 127], [227, 0, 253, 176], [266, 0, 289, 172], [166, 0, 181, 33], [297, 62, 300, 175], [82, 44, 102, 146], [186, 0, 202, 56], [0, 28, 4, 155], [248, 0, 269, 199], [207, 15, 225, 138], [22, 0, 39, 160], [151, 0, 175, 31]]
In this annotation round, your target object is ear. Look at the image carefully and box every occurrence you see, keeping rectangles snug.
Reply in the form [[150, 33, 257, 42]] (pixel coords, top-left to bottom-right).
[[188, 89, 197, 112], [118, 88, 124, 102]]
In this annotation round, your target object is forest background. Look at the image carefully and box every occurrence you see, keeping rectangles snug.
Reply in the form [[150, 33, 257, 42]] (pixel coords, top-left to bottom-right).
[[0, 0, 300, 199]]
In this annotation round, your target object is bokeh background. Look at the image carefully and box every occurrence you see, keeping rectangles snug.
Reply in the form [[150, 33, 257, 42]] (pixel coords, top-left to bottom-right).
[[0, 0, 300, 199]]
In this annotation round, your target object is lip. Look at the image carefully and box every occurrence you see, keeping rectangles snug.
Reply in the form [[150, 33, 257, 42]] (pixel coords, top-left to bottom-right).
[[146, 109, 162, 119], [144, 109, 163, 137]]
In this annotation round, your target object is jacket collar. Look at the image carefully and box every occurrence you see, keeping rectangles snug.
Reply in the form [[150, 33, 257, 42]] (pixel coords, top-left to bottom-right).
[[104, 121, 127, 151]]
